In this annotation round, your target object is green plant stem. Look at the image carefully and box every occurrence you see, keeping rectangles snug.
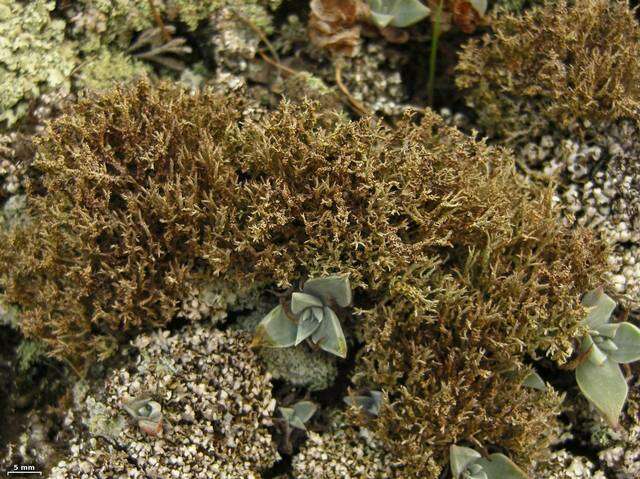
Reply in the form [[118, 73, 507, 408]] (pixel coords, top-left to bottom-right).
[[427, 1, 443, 107]]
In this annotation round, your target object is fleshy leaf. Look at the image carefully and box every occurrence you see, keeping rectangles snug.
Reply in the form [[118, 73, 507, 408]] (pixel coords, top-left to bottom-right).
[[279, 406, 294, 422], [587, 341, 608, 366], [522, 371, 547, 391], [582, 288, 616, 330], [595, 323, 619, 339], [254, 305, 297, 348], [293, 401, 317, 423], [311, 306, 324, 322], [576, 358, 628, 427], [291, 292, 323, 315], [370, 11, 395, 28], [476, 454, 529, 479], [598, 338, 618, 353], [124, 398, 162, 424], [468, 462, 488, 479], [608, 322, 640, 364], [388, 0, 431, 28], [303, 276, 352, 308], [295, 309, 322, 346], [468, 0, 488, 16], [311, 306, 347, 358], [289, 415, 308, 430], [450, 445, 482, 479]]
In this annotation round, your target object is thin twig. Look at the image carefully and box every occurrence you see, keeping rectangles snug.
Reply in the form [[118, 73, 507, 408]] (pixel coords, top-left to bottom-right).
[[335, 61, 370, 116], [427, 0, 444, 106], [231, 9, 281, 65], [258, 50, 298, 76], [148, 0, 171, 42]]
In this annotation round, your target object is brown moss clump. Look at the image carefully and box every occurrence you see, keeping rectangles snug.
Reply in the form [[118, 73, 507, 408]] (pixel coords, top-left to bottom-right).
[[0, 81, 608, 475], [456, 0, 640, 139]]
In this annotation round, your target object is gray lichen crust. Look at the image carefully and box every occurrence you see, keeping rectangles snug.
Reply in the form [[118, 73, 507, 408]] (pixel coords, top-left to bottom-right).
[[0, 0, 77, 127], [51, 326, 279, 478], [292, 419, 399, 479], [534, 449, 607, 479], [518, 119, 640, 309]]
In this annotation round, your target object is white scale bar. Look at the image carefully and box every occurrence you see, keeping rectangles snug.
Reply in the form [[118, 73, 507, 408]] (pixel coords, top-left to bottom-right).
[[7, 472, 42, 475]]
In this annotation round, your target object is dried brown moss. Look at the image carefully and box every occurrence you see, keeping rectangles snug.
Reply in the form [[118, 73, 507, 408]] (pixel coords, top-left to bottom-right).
[[456, 0, 640, 139], [0, 81, 609, 475]]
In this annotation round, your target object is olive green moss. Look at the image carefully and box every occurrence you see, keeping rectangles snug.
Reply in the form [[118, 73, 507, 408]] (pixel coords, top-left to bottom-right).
[[0, 81, 608, 476], [456, 0, 640, 141]]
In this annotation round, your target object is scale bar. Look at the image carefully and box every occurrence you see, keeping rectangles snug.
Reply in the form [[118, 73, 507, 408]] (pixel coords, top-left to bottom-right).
[[7, 473, 42, 475]]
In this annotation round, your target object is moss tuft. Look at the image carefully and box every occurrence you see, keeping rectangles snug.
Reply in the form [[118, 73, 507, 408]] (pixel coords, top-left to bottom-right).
[[456, 0, 640, 139], [0, 81, 609, 476]]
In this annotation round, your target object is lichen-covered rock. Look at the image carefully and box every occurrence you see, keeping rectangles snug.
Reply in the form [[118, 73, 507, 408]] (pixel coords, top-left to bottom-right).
[[520, 119, 640, 308], [260, 345, 338, 391], [67, 0, 281, 53], [177, 279, 262, 324], [50, 326, 279, 478], [73, 48, 151, 92], [273, 14, 410, 117], [456, 0, 640, 310], [456, 0, 640, 139], [0, 0, 77, 127], [534, 450, 607, 479], [0, 134, 27, 198], [292, 420, 399, 479]]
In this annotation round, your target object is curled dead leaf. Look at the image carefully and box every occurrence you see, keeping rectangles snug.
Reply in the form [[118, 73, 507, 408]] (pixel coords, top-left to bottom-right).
[[309, 0, 370, 56]]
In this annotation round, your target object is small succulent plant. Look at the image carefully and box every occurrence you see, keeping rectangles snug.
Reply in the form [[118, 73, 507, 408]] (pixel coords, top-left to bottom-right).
[[450, 445, 528, 479], [366, 0, 431, 28], [253, 275, 352, 358], [522, 371, 547, 391], [343, 390, 383, 416], [278, 400, 318, 431], [123, 398, 163, 436], [575, 288, 640, 426]]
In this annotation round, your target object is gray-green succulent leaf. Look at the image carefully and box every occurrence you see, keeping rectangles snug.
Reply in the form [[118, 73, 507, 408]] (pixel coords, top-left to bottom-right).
[[254, 304, 298, 348], [586, 339, 608, 366], [607, 322, 640, 363], [292, 400, 317, 423], [582, 287, 616, 330], [311, 305, 347, 358], [366, 0, 431, 28], [450, 445, 482, 479], [255, 276, 351, 357], [279, 400, 317, 431], [468, 0, 488, 17], [576, 289, 640, 426], [123, 398, 162, 422], [450, 446, 528, 479], [475, 453, 529, 479], [522, 371, 547, 391], [302, 275, 352, 308], [343, 390, 383, 416], [295, 309, 322, 346], [290, 292, 323, 314], [576, 356, 627, 427], [594, 323, 619, 339]]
